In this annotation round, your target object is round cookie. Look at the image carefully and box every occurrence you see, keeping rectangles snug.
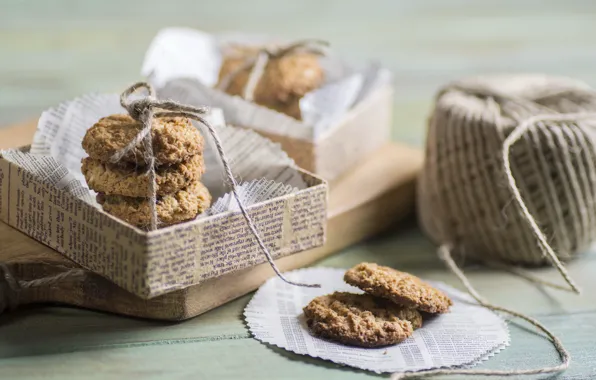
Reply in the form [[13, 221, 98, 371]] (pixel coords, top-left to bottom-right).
[[259, 52, 324, 103], [217, 47, 324, 120], [82, 114, 204, 166], [303, 292, 422, 348], [82, 155, 205, 197], [98, 181, 211, 228], [344, 263, 452, 314]]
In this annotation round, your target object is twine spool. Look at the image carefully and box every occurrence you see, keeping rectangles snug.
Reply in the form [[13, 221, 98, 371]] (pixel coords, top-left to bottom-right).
[[418, 74, 596, 271], [394, 74, 596, 379]]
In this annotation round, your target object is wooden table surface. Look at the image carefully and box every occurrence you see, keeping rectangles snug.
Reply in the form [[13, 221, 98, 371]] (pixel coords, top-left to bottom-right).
[[2, 1, 596, 379]]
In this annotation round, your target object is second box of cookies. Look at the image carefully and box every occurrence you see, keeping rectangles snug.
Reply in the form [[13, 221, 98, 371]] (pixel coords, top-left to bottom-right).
[[142, 27, 393, 180]]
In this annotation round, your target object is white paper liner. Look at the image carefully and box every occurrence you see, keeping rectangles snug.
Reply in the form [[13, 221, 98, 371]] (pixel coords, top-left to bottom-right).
[[141, 27, 392, 140], [208, 179, 298, 215], [4, 91, 307, 218], [244, 267, 510, 374]]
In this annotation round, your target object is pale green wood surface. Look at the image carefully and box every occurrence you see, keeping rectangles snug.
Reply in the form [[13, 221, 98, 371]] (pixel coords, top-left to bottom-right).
[[2, 1, 596, 379], [1, 228, 596, 379]]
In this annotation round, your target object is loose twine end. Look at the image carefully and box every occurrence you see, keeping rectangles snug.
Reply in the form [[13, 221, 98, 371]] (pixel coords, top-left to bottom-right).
[[388, 245, 571, 379], [112, 82, 319, 289], [500, 112, 596, 295], [1, 263, 86, 316]]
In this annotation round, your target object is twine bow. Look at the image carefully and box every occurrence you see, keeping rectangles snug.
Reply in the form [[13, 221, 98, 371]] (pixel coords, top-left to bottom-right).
[[111, 82, 319, 288], [217, 39, 329, 102]]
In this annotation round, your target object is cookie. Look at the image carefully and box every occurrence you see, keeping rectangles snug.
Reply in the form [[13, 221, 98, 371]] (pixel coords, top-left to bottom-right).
[[217, 45, 259, 98], [98, 181, 212, 228], [82, 155, 205, 197], [344, 263, 452, 314], [82, 114, 204, 166], [217, 47, 324, 120], [303, 292, 422, 348], [258, 52, 325, 103]]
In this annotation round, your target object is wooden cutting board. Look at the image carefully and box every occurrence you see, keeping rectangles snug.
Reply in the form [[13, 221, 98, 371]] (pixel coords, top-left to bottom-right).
[[0, 120, 423, 320]]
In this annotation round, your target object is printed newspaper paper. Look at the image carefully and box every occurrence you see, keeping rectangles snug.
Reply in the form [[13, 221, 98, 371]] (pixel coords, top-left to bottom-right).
[[245, 267, 509, 374]]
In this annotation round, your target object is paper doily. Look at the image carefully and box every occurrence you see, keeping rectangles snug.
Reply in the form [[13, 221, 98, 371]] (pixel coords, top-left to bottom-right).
[[244, 267, 509, 374]]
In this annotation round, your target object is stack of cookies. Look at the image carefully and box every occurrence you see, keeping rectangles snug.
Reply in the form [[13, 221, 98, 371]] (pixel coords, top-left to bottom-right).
[[81, 114, 212, 229], [217, 45, 325, 120], [304, 263, 453, 348]]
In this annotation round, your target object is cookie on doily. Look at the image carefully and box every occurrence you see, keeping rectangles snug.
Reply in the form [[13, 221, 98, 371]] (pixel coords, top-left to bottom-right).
[[344, 262, 453, 313], [303, 292, 422, 348], [245, 267, 509, 374]]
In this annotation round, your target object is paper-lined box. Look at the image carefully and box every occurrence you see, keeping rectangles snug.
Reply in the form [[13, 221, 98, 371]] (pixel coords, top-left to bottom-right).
[[253, 85, 393, 180], [143, 28, 393, 180], [0, 152, 326, 299], [0, 92, 328, 299]]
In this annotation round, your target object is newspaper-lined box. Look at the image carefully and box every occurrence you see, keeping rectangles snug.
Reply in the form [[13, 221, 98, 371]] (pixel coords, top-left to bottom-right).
[[0, 90, 328, 300], [0, 153, 326, 299], [253, 84, 393, 180], [143, 28, 393, 180]]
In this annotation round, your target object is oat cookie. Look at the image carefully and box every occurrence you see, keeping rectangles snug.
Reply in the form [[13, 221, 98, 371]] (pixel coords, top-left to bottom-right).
[[258, 52, 324, 103], [344, 263, 452, 313], [82, 155, 205, 197], [82, 114, 204, 165], [217, 47, 324, 120], [303, 292, 422, 348], [98, 181, 211, 228]]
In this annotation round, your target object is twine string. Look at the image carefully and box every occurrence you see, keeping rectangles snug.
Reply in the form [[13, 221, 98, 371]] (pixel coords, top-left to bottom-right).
[[243, 51, 269, 102], [390, 245, 571, 379], [111, 82, 319, 288], [501, 112, 596, 294], [0, 263, 86, 316], [217, 39, 328, 101], [481, 259, 577, 292], [141, 107, 158, 230]]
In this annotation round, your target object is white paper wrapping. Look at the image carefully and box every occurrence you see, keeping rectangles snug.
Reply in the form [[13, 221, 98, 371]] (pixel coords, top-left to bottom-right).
[[141, 27, 392, 140], [244, 267, 509, 374], [2, 91, 308, 218]]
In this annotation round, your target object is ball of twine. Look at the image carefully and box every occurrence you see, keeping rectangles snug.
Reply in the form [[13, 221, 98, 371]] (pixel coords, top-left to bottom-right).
[[418, 74, 596, 291], [402, 74, 596, 379]]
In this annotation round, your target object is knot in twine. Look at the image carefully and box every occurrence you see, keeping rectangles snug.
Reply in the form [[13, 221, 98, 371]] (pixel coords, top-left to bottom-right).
[[217, 39, 329, 102], [403, 75, 596, 379], [111, 82, 318, 289], [0, 263, 86, 316]]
